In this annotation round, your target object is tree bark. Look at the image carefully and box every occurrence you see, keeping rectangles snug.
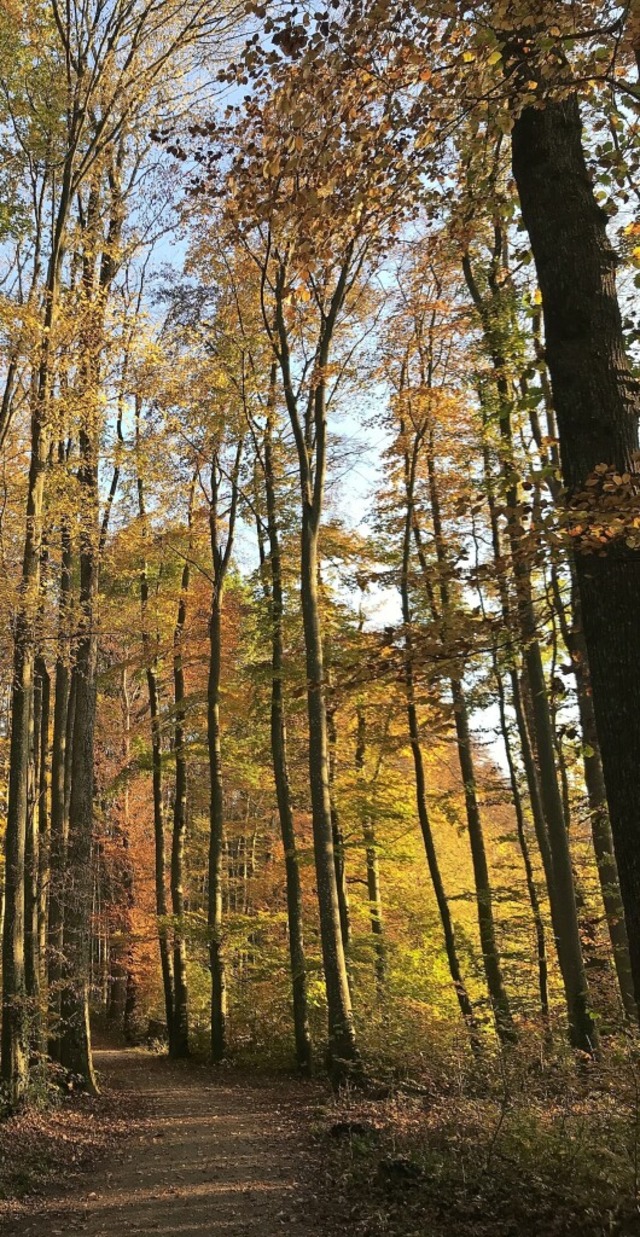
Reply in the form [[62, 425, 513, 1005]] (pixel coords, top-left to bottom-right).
[[549, 564, 635, 1020], [170, 530, 192, 1060], [326, 693, 351, 953], [355, 708, 386, 992], [493, 652, 549, 1021], [272, 257, 359, 1080], [261, 403, 313, 1073], [401, 435, 478, 1041], [464, 256, 597, 1053], [207, 445, 242, 1063], [510, 75, 640, 1016], [58, 530, 98, 1092], [136, 408, 174, 1050], [421, 429, 515, 1043]]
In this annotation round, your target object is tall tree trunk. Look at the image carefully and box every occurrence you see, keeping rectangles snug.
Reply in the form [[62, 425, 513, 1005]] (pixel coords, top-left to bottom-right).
[[58, 443, 98, 1092], [355, 708, 386, 992], [450, 677, 517, 1043], [326, 694, 351, 953], [1, 147, 74, 1100], [35, 657, 50, 1005], [136, 410, 174, 1050], [273, 256, 359, 1081], [146, 669, 174, 1047], [548, 564, 636, 1020], [24, 662, 42, 1013], [2, 374, 48, 1103], [421, 430, 516, 1043], [510, 64, 640, 1015], [46, 526, 71, 1058], [48, 584, 72, 1058], [262, 402, 312, 1073], [528, 320, 634, 1018], [300, 512, 359, 1073], [401, 437, 478, 1040], [170, 495, 193, 1060], [464, 256, 597, 1053], [493, 652, 549, 1021], [207, 446, 242, 1063]]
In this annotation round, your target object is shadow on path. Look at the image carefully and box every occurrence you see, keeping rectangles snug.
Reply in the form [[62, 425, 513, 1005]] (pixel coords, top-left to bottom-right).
[[3, 1049, 328, 1237]]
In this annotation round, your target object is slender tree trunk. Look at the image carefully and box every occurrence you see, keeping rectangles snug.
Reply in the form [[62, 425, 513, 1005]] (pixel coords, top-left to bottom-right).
[[262, 404, 312, 1072], [48, 590, 72, 1058], [207, 588, 228, 1061], [123, 967, 138, 1045], [450, 677, 517, 1042], [493, 652, 549, 1020], [136, 414, 174, 1050], [464, 257, 597, 1052], [36, 657, 50, 1001], [2, 427, 45, 1102], [400, 439, 478, 1040], [300, 513, 359, 1073], [24, 663, 41, 1012], [421, 432, 515, 1042], [207, 447, 242, 1062], [170, 513, 192, 1060], [1, 152, 74, 1100], [146, 664, 174, 1049], [326, 696, 351, 952], [274, 257, 359, 1081], [355, 708, 386, 992]]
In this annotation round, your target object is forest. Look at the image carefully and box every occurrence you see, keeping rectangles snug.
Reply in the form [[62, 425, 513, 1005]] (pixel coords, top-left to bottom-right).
[[0, 1, 639, 1234]]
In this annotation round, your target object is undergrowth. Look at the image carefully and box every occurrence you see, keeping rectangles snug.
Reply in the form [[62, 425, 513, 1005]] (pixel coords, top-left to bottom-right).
[[315, 1031, 640, 1236]]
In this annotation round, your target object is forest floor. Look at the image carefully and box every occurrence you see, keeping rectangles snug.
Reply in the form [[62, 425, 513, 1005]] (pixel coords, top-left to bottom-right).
[[3, 1045, 640, 1236], [0, 1048, 333, 1236]]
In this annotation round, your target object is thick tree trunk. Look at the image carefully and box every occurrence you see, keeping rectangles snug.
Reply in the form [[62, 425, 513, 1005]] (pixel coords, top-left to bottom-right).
[[58, 493, 98, 1092], [464, 260, 597, 1052], [511, 81, 640, 1014], [550, 567, 635, 1020]]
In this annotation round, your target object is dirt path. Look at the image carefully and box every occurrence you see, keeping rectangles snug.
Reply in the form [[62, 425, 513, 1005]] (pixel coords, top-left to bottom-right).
[[2, 1050, 331, 1237]]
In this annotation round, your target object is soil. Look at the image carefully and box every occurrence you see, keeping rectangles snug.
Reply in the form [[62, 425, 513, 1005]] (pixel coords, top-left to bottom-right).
[[0, 1049, 332, 1237]]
